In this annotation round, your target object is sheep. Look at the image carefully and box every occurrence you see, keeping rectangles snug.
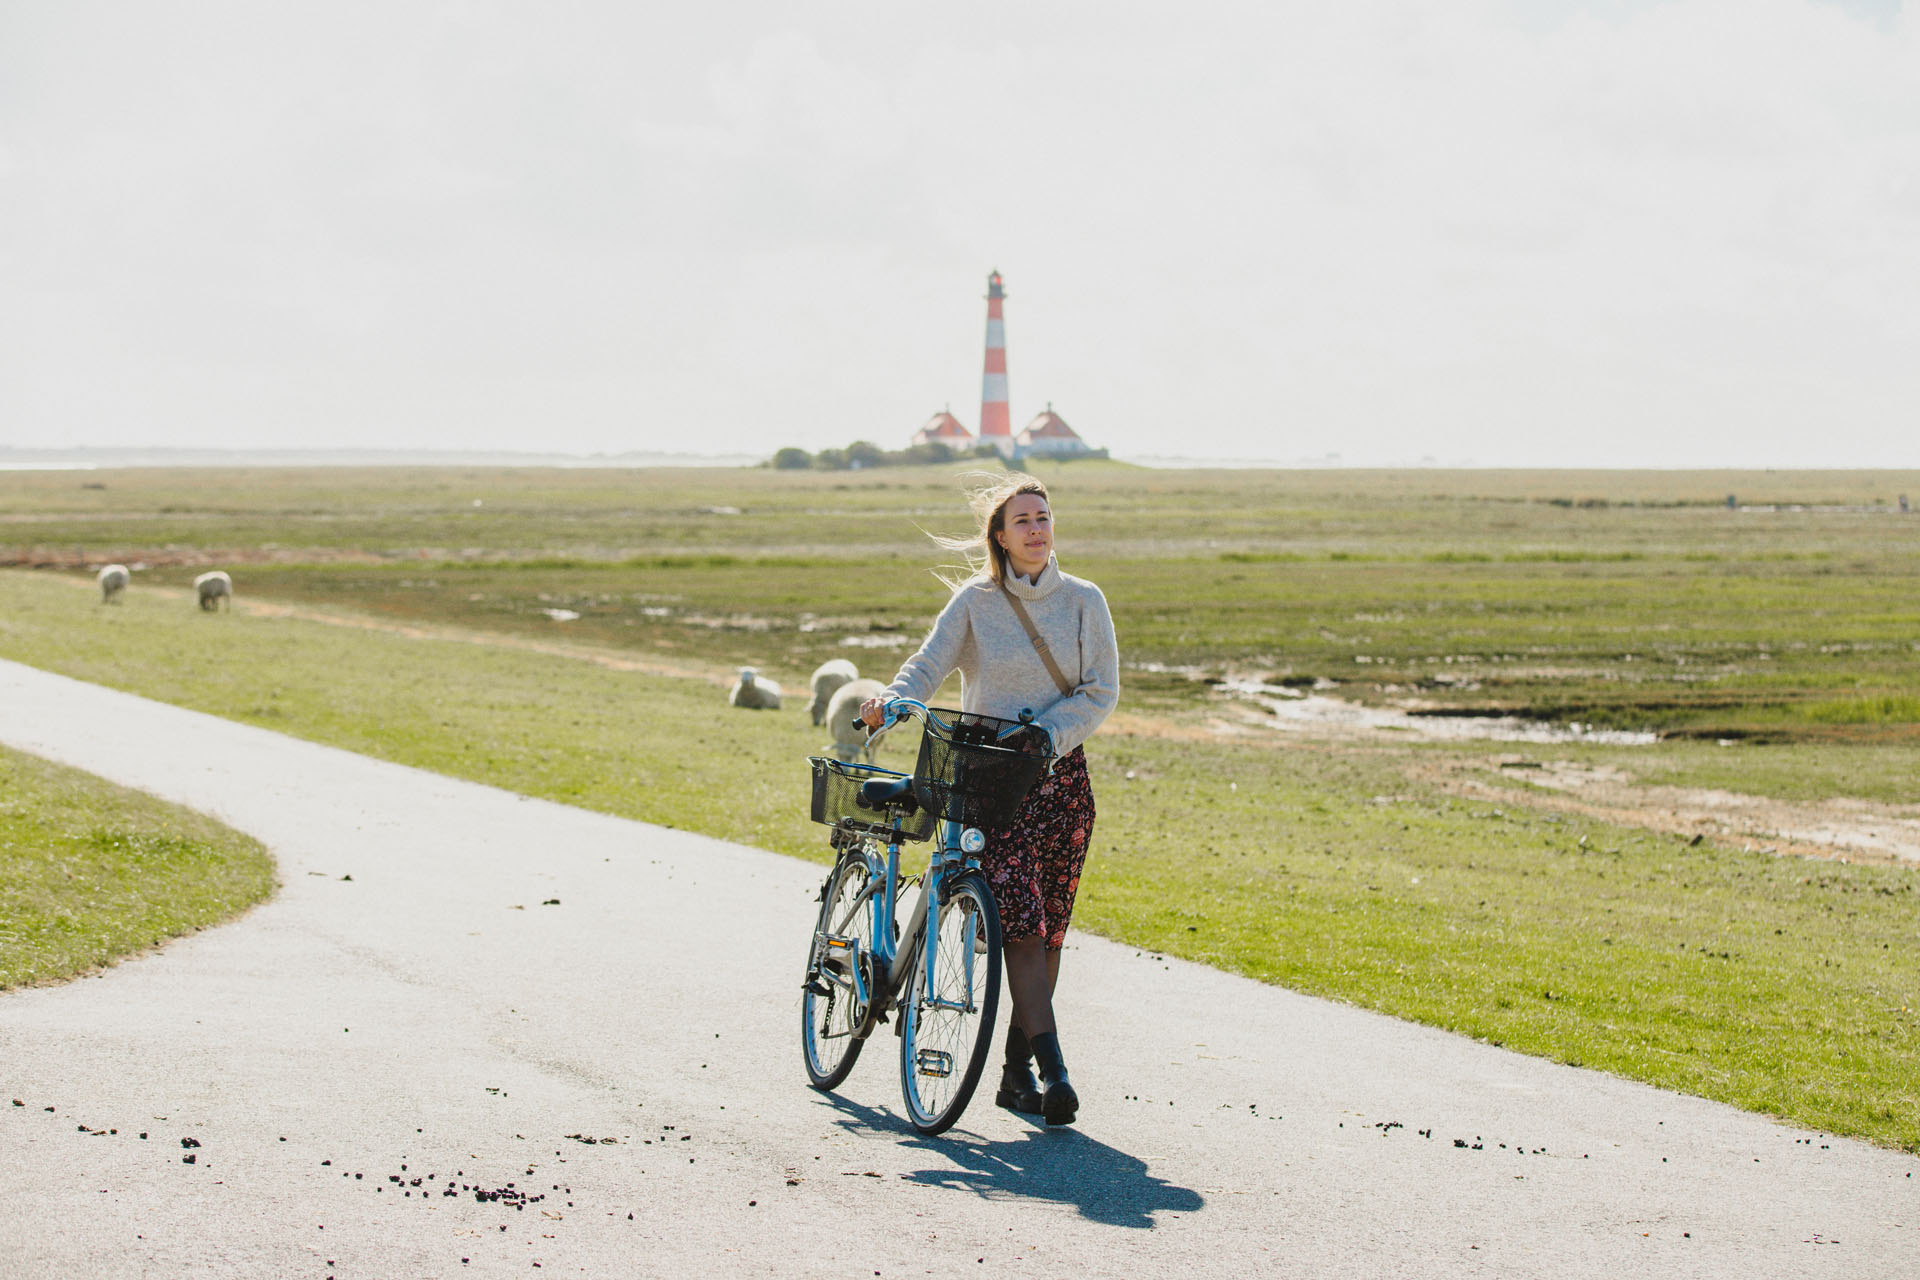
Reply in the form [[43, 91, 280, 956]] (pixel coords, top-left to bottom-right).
[[97, 563, 130, 604], [807, 658, 860, 725], [194, 570, 233, 612], [823, 677, 886, 762], [728, 666, 782, 710]]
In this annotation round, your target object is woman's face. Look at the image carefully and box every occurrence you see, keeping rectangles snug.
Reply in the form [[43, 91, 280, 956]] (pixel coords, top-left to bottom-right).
[[995, 492, 1053, 578]]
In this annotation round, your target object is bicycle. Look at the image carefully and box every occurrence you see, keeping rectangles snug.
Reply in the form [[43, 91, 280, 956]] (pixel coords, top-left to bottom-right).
[[800, 698, 1053, 1135]]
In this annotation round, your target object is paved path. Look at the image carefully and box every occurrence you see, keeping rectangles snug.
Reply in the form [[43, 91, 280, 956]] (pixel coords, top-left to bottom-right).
[[0, 659, 1911, 1278]]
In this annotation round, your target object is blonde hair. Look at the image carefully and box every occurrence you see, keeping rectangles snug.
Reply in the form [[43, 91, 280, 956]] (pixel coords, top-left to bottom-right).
[[930, 471, 1052, 590]]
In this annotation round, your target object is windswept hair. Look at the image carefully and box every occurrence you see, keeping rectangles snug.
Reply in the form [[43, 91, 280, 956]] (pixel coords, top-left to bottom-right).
[[929, 471, 1052, 591]]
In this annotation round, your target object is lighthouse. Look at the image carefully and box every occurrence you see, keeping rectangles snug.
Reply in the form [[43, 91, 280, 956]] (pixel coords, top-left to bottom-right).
[[979, 271, 1013, 457]]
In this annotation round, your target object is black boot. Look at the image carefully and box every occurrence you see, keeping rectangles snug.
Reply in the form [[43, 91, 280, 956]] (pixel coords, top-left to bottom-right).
[[1029, 1030, 1078, 1126], [995, 1025, 1044, 1114]]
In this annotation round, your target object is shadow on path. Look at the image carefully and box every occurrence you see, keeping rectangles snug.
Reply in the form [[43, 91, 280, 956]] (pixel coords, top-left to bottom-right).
[[818, 1093, 1205, 1228]]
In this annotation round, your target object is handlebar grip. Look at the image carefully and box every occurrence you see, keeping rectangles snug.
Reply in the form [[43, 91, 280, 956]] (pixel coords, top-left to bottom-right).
[[859, 697, 904, 735]]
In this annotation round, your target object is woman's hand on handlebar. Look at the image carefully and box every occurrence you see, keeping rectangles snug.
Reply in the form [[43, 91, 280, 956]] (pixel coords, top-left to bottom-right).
[[1005, 724, 1052, 756], [858, 694, 893, 732]]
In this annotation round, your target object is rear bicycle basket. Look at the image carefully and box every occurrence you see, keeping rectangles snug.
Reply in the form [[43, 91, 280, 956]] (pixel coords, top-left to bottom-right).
[[912, 709, 1054, 830], [808, 757, 936, 843]]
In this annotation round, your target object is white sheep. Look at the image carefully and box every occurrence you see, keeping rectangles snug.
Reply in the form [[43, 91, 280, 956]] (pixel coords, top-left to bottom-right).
[[194, 570, 233, 612], [807, 658, 860, 725], [728, 666, 782, 710], [823, 677, 886, 762], [97, 563, 130, 604]]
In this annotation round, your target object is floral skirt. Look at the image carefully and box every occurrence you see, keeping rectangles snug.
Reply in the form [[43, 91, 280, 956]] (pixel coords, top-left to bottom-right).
[[978, 746, 1096, 950]]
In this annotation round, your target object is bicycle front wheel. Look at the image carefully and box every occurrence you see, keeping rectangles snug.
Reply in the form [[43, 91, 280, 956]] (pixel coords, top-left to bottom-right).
[[802, 852, 880, 1090], [899, 871, 1001, 1134]]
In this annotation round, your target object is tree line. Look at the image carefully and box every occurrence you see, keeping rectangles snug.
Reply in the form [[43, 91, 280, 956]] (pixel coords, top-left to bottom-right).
[[766, 440, 1004, 471]]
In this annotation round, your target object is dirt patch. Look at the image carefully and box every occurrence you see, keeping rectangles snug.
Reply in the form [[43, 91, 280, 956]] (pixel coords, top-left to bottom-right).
[[1413, 756, 1920, 868], [1102, 710, 1231, 743], [236, 597, 733, 686], [50, 570, 733, 686], [5, 548, 388, 570]]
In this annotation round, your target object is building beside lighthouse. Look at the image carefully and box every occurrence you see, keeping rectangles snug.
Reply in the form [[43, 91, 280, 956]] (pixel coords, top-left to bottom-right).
[[911, 410, 974, 449], [1014, 404, 1104, 459]]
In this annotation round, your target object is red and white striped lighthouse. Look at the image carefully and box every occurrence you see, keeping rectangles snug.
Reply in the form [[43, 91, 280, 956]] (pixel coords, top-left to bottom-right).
[[979, 271, 1013, 456]]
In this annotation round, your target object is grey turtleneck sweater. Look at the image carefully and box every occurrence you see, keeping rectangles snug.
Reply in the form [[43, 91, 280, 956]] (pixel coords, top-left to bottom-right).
[[884, 553, 1119, 757]]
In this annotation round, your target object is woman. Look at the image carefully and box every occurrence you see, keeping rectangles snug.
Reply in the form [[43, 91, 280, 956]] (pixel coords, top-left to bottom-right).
[[861, 473, 1119, 1126]]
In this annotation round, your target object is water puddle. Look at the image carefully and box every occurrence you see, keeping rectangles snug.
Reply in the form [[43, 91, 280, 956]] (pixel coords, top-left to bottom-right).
[[838, 634, 912, 649], [1219, 676, 1657, 746]]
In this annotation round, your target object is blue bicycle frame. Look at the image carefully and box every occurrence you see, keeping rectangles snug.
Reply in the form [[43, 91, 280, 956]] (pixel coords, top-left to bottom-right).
[[840, 698, 988, 1032]]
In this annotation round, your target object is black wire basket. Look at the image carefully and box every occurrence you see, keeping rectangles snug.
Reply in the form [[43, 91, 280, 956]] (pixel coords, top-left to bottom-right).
[[912, 708, 1054, 830], [808, 757, 937, 843]]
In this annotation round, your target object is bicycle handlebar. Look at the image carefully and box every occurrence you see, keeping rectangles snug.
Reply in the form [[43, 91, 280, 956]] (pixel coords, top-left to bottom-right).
[[861, 697, 1050, 752], [871, 696, 930, 734]]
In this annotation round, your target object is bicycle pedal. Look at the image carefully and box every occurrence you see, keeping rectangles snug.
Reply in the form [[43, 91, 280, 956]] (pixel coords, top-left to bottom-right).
[[804, 978, 831, 997], [914, 1048, 955, 1079]]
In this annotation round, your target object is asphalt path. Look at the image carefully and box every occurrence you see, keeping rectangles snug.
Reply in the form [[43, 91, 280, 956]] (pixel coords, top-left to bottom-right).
[[0, 658, 1912, 1278]]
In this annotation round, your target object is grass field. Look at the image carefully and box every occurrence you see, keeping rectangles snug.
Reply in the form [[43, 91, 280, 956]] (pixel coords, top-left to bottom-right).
[[10, 461, 1918, 741], [0, 742, 276, 989], [2, 462, 1917, 1150]]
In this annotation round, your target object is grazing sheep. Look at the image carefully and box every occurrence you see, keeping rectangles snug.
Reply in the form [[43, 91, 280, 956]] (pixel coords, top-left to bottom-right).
[[97, 563, 130, 604], [728, 666, 782, 710], [807, 658, 860, 726], [194, 570, 233, 612], [823, 677, 886, 762]]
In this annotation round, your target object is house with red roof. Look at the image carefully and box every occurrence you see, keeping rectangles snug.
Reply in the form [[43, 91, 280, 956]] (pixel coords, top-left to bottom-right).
[[1013, 405, 1105, 460], [911, 410, 974, 449]]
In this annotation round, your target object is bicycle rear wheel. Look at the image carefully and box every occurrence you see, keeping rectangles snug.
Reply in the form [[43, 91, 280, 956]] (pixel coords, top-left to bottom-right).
[[802, 851, 880, 1090], [899, 870, 1001, 1134]]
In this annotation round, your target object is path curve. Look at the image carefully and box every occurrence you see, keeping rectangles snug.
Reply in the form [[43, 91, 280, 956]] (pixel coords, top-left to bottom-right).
[[0, 659, 1911, 1278]]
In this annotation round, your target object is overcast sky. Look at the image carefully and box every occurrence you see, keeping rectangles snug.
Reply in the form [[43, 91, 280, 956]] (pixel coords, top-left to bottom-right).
[[2, 0, 1914, 466]]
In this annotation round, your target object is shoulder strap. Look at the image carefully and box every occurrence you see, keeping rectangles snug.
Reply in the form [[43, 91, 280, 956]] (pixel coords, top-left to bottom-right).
[[1001, 584, 1074, 698]]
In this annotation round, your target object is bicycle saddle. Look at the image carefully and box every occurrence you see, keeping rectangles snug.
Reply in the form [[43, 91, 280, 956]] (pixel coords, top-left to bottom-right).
[[858, 775, 918, 811]]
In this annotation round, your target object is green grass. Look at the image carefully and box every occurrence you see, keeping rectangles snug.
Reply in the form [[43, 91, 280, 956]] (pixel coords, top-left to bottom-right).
[[1801, 695, 1920, 725], [0, 742, 276, 988], [82, 544, 1920, 741], [16, 461, 1917, 741], [0, 566, 1914, 1151], [1084, 740, 1918, 1145]]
